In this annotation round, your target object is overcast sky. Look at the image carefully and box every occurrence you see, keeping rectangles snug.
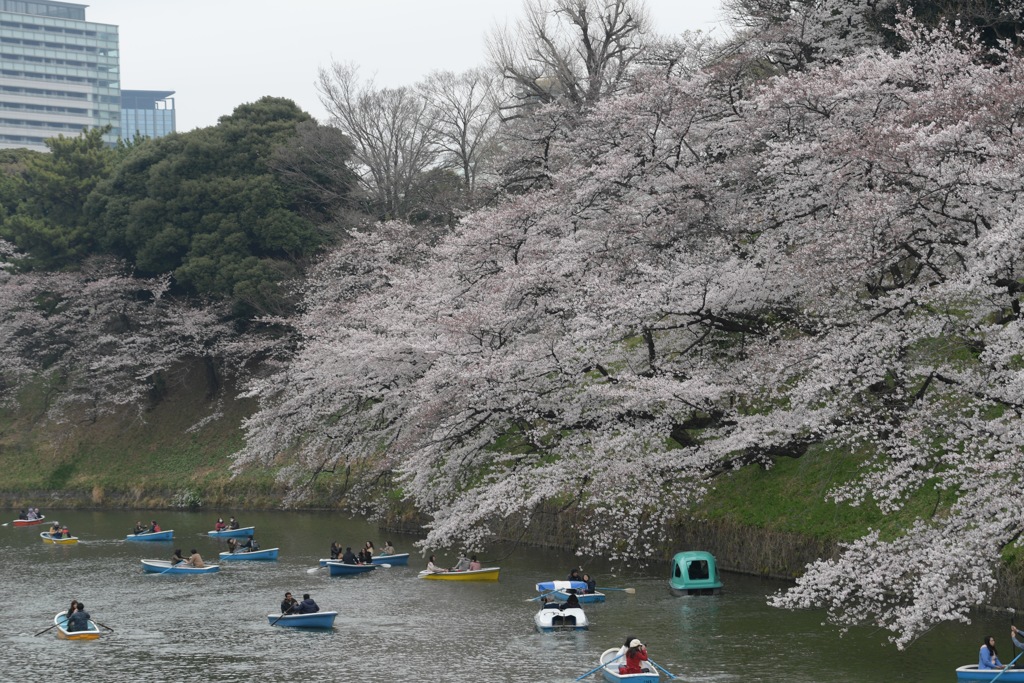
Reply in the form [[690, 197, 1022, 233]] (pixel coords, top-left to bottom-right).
[[82, 0, 727, 132]]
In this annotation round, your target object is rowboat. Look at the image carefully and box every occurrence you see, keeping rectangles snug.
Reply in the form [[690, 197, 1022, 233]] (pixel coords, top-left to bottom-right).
[[417, 566, 500, 582], [13, 515, 46, 527], [218, 547, 279, 561], [40, 531, 78, 545], [207, 525, 255, 538], [54, 610, 100, 641], [140, 559, 220, 575], [534, 604, 588, 631], [599, 648, 659, 682], [668, 550, 723, 596], [957, 666, 1024, 681], [267, 611, 338, 629], [538, 579, 606, 603], [125, 530, 174, 542], [325, 561, 378, 577], [372, 552, 409, 566]]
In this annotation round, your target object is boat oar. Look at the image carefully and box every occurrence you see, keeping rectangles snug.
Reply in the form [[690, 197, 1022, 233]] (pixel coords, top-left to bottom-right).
[[33, 622, 59, 637], [596, 586, 636, 594], [94, 620, 114, 632], [648, 658, 677, 680], [991, 650, 1024, 683], [527, 590, 558, 602], [575, 653, 622, 681], [270, 606, 298, 627]]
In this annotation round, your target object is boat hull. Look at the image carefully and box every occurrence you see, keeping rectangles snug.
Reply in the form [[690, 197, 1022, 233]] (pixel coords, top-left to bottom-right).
[[13, 516, 46, 527], [141, 559, 220, 574], [418, 567, 500, 582], [326, 561, 377, 576], [600, 648, 659, 683], [39, 532, 77, 548], [551, 589, 605, 603], [219, 547, 279, 561], [54, 611, 100, 641], [267, 611, 338, 628], [957, 666, 1024, 681], [534, 606, 588, 632], [125, 530, 174, 542], [372, 552, 409, 566], [207, 526, 255, 538]]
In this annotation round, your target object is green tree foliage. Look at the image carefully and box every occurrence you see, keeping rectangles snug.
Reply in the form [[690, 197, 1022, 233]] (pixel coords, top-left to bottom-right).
[[88, 97, 344, 316], [0, 128, 120, 270]]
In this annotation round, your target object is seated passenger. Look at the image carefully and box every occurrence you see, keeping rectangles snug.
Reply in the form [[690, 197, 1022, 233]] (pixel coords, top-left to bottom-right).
[[296, 593, 319, 614], [66, 603, 91, 632], [468, 555, 482, 571]]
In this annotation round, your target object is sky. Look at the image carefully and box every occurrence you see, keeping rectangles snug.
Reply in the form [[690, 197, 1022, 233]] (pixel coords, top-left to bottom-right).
[[82, 0, 727, 132]]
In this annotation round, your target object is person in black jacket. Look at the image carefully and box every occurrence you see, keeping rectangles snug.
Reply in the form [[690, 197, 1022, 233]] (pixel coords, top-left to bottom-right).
[[296, 594, 319, 614], [66, 603, 91, 632], [342, 547, 358, 564], [280, 592, 299, 615]]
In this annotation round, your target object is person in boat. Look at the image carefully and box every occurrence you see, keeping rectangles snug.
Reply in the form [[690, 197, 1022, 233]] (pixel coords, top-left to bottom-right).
[[239, 535, 259, 552], [980, 635, 1007, 670], [450, 553, 471, 572], [567, 567, 582, 582], [619, 639, 649, 675], [342, 546, 358, 564], [226, 538, 239, 554], [559, 591, 581, 610], [27, 507, 38, 520], [468, 555, 482, 571], [426, 555, 447, 573], [227, 516, 239, 530], [66, 602, 91, 632], [296, 593, 320, 614], [133, 521, 147, 535], [382, 540, 395, 555], [17, 509, 27, 520], [67, 599, 79, 620], [49, 521, 62, 537], [186, 549, 205, 568], [364, 541, 375, 558], [149, 520, 161, 533], [214, 518, 225, 532], [1012, 625, 1024, 651], [540, 596, 560, 609], [330, 541, 342, 560], [357, 547, 371, 564], [170, 548, 186, 565], [59, 524, 70, 538], [280, 592, 299, 615], [582, 573, 596, 594]]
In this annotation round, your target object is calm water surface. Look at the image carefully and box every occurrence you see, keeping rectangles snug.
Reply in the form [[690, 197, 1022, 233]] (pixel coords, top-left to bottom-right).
[[0, 510, 997, 682]]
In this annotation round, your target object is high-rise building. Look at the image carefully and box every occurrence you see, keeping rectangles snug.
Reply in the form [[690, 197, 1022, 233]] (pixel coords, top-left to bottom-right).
[[121, 89, 175, 140], [0, 0, 120, 151]]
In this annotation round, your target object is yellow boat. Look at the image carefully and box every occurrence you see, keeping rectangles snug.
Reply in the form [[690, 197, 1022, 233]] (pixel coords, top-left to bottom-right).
[[53, 611, 100, 640], [40, 532, 78, 545], [417, 567, 500, 582]]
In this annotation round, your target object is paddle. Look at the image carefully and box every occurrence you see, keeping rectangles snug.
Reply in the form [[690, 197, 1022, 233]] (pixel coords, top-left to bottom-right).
[[157, 561, 185, 575], [94, 620, 114, 632], [575, 653, 622, 681], [991, 650, 1024, 683], [270, 606, 297, 627], [648, 658, 677, 679], [33, 622, 59, 637], [596, 586, 636, 594], [527, 590, 558, 603]]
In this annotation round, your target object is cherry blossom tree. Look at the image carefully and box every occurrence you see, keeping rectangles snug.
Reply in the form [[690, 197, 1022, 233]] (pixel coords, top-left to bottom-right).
[[238, 17, 1024, 649]]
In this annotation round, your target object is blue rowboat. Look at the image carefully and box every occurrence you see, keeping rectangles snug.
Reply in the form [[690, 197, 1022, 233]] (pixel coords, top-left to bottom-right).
[[957, 666, 1024, 681], [325, 561, 378, 577], [599, 648, 659, 683], [125, 530, 174, 542], [551, 589, 605, 603], [267, 611, 338, 629], [372, 552, 409, 566], [538, 579, 605, 603], [669, 550, 723, 596], [207, 525, 255, 538], [218, 547, 279, 561], [54, 611, 100, 641], [140, 559, 220, 575]]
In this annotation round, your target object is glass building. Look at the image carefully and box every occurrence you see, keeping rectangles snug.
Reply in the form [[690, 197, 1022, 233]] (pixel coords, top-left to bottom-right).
[[121, 89, 175, 140], [0, 0, 120, 151]]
